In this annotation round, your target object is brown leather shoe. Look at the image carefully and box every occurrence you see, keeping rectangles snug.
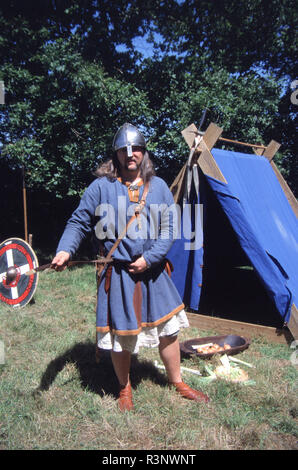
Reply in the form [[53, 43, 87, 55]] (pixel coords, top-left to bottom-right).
[[170, 381, 210, 403], [118, 383, 134, 412]]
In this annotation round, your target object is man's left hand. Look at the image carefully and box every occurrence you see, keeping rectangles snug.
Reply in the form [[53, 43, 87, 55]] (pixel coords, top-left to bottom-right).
[[128, 256, 148, 274]]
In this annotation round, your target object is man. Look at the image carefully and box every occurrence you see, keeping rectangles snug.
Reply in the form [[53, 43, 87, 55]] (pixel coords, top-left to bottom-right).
[[51, 123, 209, 411]]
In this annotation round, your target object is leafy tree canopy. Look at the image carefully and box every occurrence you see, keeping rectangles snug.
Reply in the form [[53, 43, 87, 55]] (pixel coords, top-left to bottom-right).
[[0, 0, 297, 198]]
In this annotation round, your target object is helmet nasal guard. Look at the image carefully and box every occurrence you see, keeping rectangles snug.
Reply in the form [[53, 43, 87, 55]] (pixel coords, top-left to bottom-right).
[[112, 123, 146, 157]]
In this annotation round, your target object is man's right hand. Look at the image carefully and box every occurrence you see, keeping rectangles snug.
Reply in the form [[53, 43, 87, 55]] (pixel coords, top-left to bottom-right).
[[51, 251, 70, 271]]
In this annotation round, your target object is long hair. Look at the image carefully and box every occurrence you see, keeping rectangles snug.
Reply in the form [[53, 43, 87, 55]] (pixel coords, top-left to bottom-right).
[[93, 150, 155, 184]]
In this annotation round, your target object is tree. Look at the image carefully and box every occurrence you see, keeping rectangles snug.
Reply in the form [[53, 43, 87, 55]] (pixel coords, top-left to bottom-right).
[[0, 0, 155, 197], [149, 0, 297, 80], [144, 0, 297, 193], [0, 0, 297, 199], [135, 53, 286, 183]]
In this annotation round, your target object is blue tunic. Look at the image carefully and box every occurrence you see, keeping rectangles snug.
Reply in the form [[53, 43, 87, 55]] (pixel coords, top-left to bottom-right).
[[57, 176, 184, 335]]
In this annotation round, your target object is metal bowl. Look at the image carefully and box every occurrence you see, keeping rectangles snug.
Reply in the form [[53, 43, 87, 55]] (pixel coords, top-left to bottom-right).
[[180, 334, 250, 359]]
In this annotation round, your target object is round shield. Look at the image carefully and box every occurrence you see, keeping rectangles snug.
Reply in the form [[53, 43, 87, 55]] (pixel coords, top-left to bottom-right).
[[0, 238, 39, 308]]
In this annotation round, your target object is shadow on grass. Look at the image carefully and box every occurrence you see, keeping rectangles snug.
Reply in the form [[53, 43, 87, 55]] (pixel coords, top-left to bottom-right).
[[35, 341, 168, 399]]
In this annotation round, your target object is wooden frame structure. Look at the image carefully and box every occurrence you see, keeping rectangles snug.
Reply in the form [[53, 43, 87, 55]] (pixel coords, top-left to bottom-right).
[[171, 122, 298, 344]]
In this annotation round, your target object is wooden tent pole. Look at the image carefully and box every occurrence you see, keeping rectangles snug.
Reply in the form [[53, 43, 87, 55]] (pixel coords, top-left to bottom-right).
[[186, 126, 267, 150], [180, 122, 226, 184], [218, 136, 266, 150], [22, 166, 28, 243]]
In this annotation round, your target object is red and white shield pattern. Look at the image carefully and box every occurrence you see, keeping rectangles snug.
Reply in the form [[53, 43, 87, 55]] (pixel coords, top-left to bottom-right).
[[0, 238, 39, 308]]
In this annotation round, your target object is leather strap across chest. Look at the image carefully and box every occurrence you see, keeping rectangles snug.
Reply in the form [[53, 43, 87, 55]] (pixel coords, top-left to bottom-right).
[[96, 180, 150, 280], [106, 180, 150, 260]]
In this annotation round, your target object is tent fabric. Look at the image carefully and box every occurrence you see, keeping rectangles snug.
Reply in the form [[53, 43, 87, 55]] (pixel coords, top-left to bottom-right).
[[167, 193, 204, 308], [168, 148, 298, 325]]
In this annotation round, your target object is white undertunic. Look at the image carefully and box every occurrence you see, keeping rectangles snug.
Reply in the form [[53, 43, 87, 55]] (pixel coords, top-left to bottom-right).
[[97, 309, 189, 354]]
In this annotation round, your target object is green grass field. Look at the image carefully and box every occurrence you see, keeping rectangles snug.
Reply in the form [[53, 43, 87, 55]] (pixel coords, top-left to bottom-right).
[[0, 265, 297, 450]]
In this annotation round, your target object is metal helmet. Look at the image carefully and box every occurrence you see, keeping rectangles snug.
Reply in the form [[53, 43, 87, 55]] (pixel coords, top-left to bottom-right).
[[112, 123, 146, 157]]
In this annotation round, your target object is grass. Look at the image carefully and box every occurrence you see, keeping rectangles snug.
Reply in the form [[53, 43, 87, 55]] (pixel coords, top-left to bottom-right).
[[0, 265, 297, 450]]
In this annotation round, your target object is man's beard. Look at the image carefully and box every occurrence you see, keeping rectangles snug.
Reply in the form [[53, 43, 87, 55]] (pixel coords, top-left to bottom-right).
[[125, 159, 140, 171]]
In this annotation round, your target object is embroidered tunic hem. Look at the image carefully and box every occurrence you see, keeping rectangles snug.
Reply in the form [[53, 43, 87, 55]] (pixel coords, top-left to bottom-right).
[[96, 302, 185, 335]]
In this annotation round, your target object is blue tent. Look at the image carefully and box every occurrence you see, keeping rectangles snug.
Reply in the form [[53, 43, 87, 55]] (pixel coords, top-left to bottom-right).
[[167, 126, 298, 339]]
